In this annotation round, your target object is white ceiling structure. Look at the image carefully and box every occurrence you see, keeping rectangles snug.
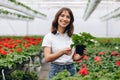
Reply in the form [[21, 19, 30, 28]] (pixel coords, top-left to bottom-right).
[[17, 0, 120, 21], [0, 0, 120, 37]]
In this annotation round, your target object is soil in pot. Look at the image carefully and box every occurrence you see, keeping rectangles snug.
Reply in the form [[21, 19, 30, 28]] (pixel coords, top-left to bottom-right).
[[76, 45, 86, 55]]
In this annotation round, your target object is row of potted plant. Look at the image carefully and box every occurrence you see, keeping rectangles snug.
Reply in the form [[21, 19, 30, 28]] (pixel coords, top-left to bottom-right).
[[51, 33, 120, 80], [0, 36, 43, 75]]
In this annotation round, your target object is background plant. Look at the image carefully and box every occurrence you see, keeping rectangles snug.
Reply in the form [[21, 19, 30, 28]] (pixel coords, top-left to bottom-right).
[[0, 36, 43, 80], [52, 38, 120, 80]]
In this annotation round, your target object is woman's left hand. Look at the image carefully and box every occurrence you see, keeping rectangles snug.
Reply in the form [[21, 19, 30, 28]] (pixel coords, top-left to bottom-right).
[[83, 49, 87, 55]]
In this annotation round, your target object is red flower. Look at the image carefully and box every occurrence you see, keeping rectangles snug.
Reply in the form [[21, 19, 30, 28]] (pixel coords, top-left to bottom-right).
[[94, 56, 100, 62], [83, 55, 88, 60], [99, 51, 104, 55], [116, 61, 120, 66], [16, 48, 22, 52], [16, 39, 22, 43], [111, 50, 118, 56], [0, 45, 3, 49], [79, 64, 88, 76], [24, 43, 31, 48], [10, 49, 14, 53], [0, 49, 7, 55]]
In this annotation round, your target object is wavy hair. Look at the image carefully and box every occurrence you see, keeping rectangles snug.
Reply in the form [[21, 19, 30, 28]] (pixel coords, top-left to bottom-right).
[[51, 7, 74, 37]]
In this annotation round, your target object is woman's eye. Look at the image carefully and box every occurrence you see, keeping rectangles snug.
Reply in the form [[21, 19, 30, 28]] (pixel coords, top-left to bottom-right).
[[66, 16, 70, 19], [60, 14, 64, 17]]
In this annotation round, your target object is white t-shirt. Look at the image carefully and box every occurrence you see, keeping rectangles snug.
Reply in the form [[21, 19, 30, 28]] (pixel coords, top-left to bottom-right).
[[42, 32, 74, 64]]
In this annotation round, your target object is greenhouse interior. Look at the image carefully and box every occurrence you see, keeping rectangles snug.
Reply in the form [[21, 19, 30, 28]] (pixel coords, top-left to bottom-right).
[[0, 0, 120, 80]]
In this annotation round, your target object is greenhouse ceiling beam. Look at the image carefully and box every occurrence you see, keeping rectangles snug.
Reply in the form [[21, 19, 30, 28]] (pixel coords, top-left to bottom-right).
[[0, 0, 47, 19], [114, 16, 120, 21], [83, 0, 101, 21], [0, 9, 34, 21], [100, 7, 120, 21]]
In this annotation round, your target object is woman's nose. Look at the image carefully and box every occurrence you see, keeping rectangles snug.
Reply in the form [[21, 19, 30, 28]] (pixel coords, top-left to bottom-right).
[[63, 16, 67, 20]]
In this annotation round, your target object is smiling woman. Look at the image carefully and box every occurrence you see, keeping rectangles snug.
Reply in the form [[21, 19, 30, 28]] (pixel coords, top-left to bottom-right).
[[42, 7, 86, 79]]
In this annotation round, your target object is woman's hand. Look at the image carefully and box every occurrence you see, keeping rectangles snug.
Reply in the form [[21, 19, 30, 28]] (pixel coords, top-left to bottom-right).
[[83, 49, 87, 55], [62, 47, 72, 55], [73, 49, 87, 61]]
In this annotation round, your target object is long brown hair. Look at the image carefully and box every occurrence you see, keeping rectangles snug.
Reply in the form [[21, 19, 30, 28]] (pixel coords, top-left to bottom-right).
[[51, 7, 74, 37]]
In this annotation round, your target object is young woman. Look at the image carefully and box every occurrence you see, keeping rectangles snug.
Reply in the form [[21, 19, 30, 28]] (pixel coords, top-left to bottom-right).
[[42, 7, 85, 79]]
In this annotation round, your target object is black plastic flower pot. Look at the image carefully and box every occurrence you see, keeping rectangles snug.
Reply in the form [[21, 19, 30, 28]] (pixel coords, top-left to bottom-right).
[[76, 45, 86, 55]]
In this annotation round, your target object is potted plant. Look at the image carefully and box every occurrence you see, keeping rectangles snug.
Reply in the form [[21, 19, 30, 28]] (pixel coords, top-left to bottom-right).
[[70, 32, 97, 55]]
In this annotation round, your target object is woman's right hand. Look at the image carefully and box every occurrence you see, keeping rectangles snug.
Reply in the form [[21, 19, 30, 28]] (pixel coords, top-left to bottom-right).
[[62, 47, 72, 55]]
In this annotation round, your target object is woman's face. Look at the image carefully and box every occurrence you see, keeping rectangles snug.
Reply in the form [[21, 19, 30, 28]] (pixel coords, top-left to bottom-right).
[[58, 10, 71, 28]]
